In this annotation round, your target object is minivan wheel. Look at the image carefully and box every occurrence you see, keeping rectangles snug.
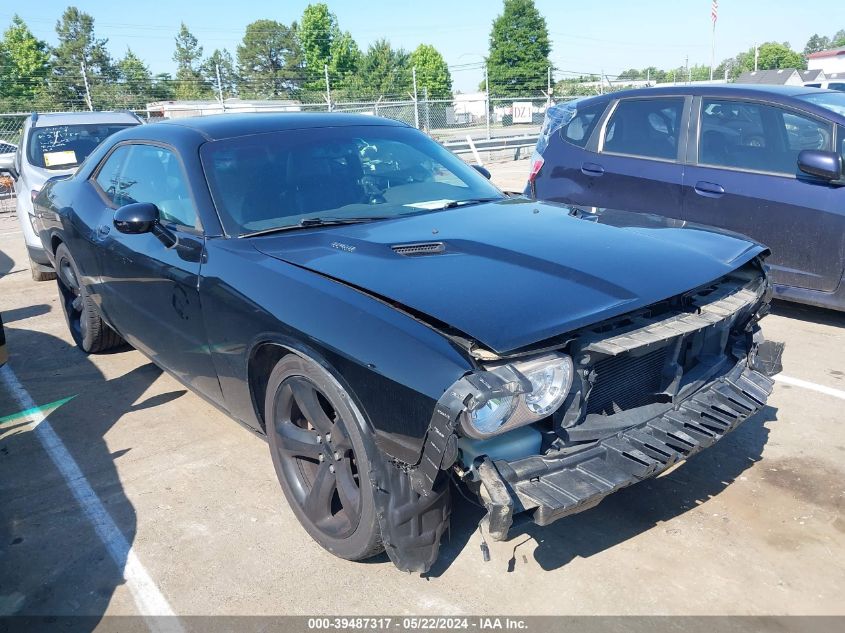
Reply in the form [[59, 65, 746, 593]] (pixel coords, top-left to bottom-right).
[[265, 354, 384, 561], [55, 244, 124, 353]]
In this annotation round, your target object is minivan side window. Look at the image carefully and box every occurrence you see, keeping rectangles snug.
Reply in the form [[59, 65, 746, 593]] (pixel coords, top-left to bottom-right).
[[602, 98, 684, 160], [110, 144, 197, 228], [560, 101, 607, 148], [699, 99, 833, 175]]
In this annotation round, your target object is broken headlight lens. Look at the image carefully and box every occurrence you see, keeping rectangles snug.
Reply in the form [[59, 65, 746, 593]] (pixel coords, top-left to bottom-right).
[[517, 354, 574, 417]]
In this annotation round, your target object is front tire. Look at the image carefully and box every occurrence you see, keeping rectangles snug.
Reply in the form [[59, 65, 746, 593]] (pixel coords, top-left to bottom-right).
[[265, 354, 384, 561], [55, 243, 124, 353]]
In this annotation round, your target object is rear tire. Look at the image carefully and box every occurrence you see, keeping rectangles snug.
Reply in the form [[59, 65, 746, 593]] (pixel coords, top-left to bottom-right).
[[55, 243, 124, 353], [29, 255, 57, 282], [265, 354, 384, 561]]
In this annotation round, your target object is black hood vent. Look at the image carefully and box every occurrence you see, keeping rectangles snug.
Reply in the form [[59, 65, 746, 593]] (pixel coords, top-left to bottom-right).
[[391, 242, 446, 257]]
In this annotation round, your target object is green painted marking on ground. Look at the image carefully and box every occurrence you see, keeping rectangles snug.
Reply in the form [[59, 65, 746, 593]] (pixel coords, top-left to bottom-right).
[[0, 394, 77, 426]]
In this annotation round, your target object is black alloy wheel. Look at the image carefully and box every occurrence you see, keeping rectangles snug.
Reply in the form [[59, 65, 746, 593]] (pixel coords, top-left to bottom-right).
[[265, 355, 383, 560], [54, 243, 123, 353]]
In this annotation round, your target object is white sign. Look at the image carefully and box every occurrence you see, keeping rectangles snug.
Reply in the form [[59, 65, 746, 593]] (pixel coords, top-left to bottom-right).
[[512, 101, 533, 124]]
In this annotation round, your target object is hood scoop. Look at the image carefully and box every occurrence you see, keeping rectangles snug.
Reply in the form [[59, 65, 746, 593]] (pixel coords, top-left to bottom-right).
[[391, 241, 446, 257]]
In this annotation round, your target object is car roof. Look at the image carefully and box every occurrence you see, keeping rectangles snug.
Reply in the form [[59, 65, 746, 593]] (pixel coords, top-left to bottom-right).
[[30, 111, 142, 128], [155, 112, 408, 141], [605, 84, 828, 99], [573, 84, 845, 124]]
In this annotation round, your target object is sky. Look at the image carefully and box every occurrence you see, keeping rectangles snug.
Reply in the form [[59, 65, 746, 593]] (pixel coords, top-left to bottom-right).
[[4, 0, 845, 93]]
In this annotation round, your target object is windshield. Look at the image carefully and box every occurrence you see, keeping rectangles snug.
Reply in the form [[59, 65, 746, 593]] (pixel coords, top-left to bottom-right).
[[27, 123, 136, 170], [200, 125, 504, 236], [796, 91, 845, 117]]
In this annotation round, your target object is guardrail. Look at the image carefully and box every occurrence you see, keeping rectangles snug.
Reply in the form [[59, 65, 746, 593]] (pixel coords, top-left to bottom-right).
[[443, 133, 539, 162]]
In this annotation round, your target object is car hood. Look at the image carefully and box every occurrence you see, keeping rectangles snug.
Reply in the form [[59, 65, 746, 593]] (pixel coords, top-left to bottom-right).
[[252, 199, 765, 354]]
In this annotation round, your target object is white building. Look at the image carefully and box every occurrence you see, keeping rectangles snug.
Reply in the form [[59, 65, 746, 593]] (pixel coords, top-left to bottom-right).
[[450, 92, 487, 125], [807, 46, 845, 75], [145, 98, 301, 119]]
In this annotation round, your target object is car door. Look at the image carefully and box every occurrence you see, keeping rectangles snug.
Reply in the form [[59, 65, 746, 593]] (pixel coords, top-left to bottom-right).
[[566, 96, 689, 213], [90, 142, 222, 401], [682, 97, 844, 293]]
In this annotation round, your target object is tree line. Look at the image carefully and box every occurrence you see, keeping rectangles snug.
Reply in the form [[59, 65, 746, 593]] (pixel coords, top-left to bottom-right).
[[0, 4, 455, 111], [0, 0, 557, 111]]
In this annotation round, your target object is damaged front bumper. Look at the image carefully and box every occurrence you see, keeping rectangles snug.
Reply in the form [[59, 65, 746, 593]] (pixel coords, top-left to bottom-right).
[[376, 264, 783, 573], [477, 353, 779, 541]]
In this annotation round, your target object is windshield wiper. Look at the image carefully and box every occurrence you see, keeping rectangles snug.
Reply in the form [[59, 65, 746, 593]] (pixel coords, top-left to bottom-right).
[[439, 197, 503, 210], [242, 216, 383, 237]]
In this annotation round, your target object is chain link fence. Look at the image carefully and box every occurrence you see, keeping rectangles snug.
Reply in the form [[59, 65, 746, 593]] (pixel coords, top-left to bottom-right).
[[0, 114, 21, 216], [0, 93, 568, 214]]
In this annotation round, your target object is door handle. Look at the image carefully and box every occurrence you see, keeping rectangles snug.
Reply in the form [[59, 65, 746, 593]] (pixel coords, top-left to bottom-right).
[[581, 162, 605, 177], [96, 224, 110, 238], [694, 181, 725, 197]]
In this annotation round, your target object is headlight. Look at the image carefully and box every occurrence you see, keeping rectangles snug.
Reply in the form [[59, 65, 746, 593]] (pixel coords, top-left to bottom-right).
[[519, 354, 574, 416], [467, 396, 517, 436], [459, 353, 574, 439]]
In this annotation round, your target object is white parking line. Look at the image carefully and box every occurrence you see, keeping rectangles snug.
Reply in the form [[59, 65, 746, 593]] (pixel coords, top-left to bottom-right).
[[775, 374, 845, 401], [0, 365, 183, 632]]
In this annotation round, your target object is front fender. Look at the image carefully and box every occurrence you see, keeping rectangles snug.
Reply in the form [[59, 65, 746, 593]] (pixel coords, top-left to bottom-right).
[[200, 238, 475, 464]]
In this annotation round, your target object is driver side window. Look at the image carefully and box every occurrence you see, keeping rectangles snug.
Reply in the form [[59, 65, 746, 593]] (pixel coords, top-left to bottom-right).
[[96, 143, 197, 229]]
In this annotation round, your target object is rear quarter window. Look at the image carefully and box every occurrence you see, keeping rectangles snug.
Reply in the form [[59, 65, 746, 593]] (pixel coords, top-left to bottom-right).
[[559, 101, 607, 148]]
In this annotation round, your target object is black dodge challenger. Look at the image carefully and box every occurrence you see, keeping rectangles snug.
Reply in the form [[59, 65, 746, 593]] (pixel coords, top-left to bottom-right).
[[34, 113, 783, 573]]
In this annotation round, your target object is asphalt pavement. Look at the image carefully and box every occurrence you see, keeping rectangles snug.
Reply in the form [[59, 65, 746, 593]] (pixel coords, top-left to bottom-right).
[[0, 163, 843, 619]]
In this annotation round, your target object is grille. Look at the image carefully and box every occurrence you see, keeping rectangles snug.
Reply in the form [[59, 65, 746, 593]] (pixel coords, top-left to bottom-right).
[[391, 242, 445, 256], [586, 346, 669, 415]]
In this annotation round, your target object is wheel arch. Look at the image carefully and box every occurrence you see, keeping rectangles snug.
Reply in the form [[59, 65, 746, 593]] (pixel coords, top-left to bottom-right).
[[50, 232, 63, 256], [247, 334, 375, 437]]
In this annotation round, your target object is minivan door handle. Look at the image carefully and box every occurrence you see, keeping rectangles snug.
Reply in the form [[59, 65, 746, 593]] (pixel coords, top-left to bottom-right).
[[694, 181, 725, 197], [581, 162, 605, 177]]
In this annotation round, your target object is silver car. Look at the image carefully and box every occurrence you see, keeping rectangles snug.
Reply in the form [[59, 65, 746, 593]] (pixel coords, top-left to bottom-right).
[[0, 111, 141, 280]]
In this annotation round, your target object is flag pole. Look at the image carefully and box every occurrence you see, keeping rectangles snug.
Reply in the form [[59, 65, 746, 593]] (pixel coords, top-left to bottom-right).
[[710, 20, 715, 80], [710, 1, 717, 81]]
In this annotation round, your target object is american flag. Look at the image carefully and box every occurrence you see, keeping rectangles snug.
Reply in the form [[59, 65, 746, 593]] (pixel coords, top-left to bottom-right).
[[712, 0, 718, 23]]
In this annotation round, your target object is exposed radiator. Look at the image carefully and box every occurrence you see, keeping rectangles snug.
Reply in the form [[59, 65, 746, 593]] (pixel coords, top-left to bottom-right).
[[586, 346, 669, 415]]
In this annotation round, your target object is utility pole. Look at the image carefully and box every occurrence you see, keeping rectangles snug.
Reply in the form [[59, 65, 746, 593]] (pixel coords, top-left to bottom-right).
[[324, 64, 332, 112], [647, 68, 650, 85], [685, 55, 690, 84], [754, 44, 759, 71], [484, 65, 490, 140], [546, 66, 552, 108], [600, 68, 604, 94], [423, 86, 431, 132], [215, 63, 226, 111], [80, 60, 93, 111], [412, 66, 420, 129]]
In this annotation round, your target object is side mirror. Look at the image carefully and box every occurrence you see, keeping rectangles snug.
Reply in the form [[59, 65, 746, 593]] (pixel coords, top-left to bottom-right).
[[797, 149, 843, 181], [471, 164, 492, 180], [114, 202, 159, 234], [0, 153, 18, 180], [114, 202, 177, 247]]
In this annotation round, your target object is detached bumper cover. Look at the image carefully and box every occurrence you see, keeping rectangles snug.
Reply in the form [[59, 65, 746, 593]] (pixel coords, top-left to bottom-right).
[[481, 362, 774, 540]]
